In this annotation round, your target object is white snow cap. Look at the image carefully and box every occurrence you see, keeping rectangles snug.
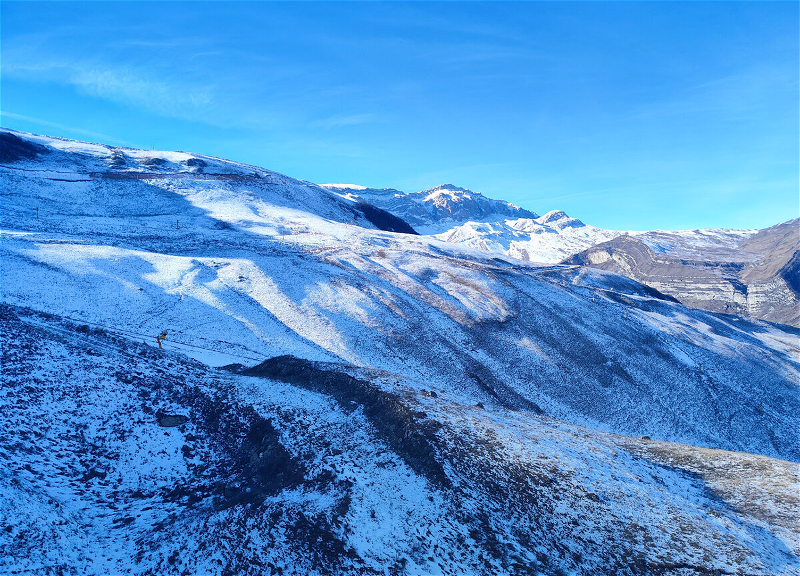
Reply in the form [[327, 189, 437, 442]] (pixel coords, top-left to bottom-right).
[[320, 183, 368, 190], [537, 210, 571, 224]]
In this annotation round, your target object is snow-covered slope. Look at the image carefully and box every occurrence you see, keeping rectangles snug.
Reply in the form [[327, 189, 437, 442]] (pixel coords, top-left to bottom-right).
[[436, 210, 622, 263], [323, 183, 537, 235], [2, 305, 798, 575], [0, 130, 416, 239], [2, 129, 797, 455], [322, 180, 797, 325], [2, 129, 799, 574]]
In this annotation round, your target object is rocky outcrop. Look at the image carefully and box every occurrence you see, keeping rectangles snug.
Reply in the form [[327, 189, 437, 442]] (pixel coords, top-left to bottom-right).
[[737, 219, 800, 326], [565, 220, 800, 326]]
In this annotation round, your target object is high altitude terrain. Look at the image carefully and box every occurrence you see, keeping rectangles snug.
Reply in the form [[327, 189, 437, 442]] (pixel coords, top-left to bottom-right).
[[1, 129, 798, 575], [324, 184, 799, 326]]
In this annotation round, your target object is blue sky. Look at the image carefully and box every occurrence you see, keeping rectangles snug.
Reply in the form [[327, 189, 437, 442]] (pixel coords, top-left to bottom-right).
[[2, 1, 797, 230]]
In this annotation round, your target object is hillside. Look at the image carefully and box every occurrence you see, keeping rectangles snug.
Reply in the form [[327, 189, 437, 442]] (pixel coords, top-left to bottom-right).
[[1, 129, 799, 574], [2, 303, 798, 575]]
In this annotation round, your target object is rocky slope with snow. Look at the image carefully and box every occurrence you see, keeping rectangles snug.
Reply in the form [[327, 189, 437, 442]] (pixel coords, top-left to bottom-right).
[[322, 183, 534, 234], [323, 182, 797, 326], [2, 129, 799, 575], [3, 304, 798, 576], [322, 183, 623, 260], [567, 220, 799, 327]]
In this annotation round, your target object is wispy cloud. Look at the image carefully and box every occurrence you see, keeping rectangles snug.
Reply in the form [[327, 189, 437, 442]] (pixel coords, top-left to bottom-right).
[[2, 54, 288, 131], [70, 66, 213, 116], [627, 66, 798, 122], [2, 45, 217, 125], [0, 111, 128, 144], [309, 113, 380, 130]]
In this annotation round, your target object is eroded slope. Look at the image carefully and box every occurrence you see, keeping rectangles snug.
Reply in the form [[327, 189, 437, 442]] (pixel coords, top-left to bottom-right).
[[2, 305, 797, 575]]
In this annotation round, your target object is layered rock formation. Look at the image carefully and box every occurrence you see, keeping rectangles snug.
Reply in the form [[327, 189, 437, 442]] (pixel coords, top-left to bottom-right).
[[565, 219, 800, 326]]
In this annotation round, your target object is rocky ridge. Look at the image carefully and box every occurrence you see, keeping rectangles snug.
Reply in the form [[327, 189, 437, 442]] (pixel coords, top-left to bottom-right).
[[322, 180, 796, 326]]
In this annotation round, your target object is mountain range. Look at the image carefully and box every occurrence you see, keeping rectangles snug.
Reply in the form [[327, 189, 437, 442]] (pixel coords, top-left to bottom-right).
[[1, 129, 798, 575], [323, 183, 798, 326]]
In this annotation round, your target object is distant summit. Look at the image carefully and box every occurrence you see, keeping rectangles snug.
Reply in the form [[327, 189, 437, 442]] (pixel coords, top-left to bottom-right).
[[536, 210, 584, 228], [422, 183, 475, 196], [322, 183, 537, 234], [322, 182, 619, 261]]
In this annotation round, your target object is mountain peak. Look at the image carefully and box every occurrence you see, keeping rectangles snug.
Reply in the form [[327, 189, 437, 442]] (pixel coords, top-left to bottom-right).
[[324, 181, 538, 234], [536, 209, 585, 229], [423, 183, 476, 195], [537, 210, 570, 223]]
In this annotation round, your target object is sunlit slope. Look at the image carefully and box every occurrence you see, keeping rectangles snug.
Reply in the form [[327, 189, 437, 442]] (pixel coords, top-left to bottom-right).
[[0, 129, 411, 240], [1, 130, 798, 464]]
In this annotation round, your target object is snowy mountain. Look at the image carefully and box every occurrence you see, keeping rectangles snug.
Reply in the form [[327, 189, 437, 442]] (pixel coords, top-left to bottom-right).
[[322, 181, 798, 326], [2, 129, 799, 575], [322, 183, 537, 235], [321, 183, 760, 265], [436, 210, 625, 263], [322, 183, 636, 262]]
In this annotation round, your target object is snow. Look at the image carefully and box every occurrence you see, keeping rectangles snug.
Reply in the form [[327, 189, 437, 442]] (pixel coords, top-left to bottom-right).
[[1, 128, 798, 574], [320, 183, 368, 190], [2, 156, 796, 457], [3, 307, 798, 574], [322, 182, 759, 265], [636, 227, 759, 261]]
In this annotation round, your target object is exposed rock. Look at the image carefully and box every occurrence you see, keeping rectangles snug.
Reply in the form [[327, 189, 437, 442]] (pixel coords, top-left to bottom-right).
[[323, 183, 536, 234], [241, 355, 448, 487], [156, 412, 189, 427], [353, 201, 418, 235], [109, 150, 127, 167], [565, 220, 800, 326]]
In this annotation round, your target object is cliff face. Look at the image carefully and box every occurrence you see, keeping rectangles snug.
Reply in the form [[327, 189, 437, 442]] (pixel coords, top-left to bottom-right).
[[566, 219, 800, 326], [738, 219, 800, 326]]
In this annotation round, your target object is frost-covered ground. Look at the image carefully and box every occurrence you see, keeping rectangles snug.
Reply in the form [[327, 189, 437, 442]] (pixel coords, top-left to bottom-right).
[[1, 129, 799, 574], [2, 305, 798, 575]]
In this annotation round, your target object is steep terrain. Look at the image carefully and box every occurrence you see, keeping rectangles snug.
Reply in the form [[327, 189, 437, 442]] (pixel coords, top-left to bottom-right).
[[0, 131, 414, 238], [323, 182, 797, 326], [2, 129, 799, 574], [323, 183, 622, 260], [2, 305, 798, 576], [323, 183, 536, 235], [566, 220, 799, 327]]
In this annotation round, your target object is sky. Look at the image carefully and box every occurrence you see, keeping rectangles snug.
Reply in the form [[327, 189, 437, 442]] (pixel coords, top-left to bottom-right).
[[1, 1, 797, 231]]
